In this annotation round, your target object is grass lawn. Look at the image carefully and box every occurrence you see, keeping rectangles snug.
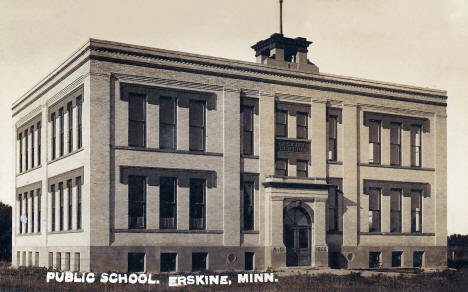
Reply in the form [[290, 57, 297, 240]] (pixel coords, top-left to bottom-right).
[[0, 262, 467, 291]]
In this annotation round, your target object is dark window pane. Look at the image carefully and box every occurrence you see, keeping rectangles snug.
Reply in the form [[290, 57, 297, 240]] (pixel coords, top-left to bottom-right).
[[369, 189, 380, 210], [297, 160, 308, 177], [275, 159, 288, 176], [160, 124, 176, 149], [189, 127, 204, 151], [390, 190, 401, 211], [297, 126, 307, 139], [190, 179, 205, 229], [243, 131, 253, 155], [192, 253, 207, 272], [159, 97, 176, 124], [390, 123, 401, 144], [161, 253, 177, 272], [297, 113, 307, 126], [328, 116, 337, 139], [328, 139, 337, 161], [298, 228, 308, 248], [391, 212, 401, 232], [243, 107, 253, 131], [129, 121, 145, 147], [129, 95, 145, 121], [275, 110, 287, 137], [369, 121, 380, 143], [128, 176, 146, 229], [243, 182, 254, 230], [275, 124, 287, 137], [392, 252, 402, 267], [275, 110, 287, 124], [390, 145, 400, 165], [128, 253, 145, 272], [189, 101, 205, 127], [411, 191, 421, 210]]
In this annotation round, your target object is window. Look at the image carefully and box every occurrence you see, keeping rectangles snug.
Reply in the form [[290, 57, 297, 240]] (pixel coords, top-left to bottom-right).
[[411, 190, 422, 232], [37, 122, 41, 165], [392, 251, 403, 267], [128, 253, 145, 273], [328, 188, 339, 232], [51, 113, 56, 160], [242, 106, 254, 155], [390, 189, 402, 232], [59, 107, 64, 156], [59, 182, 63, 231], [25, 129, 28, 170], [48, 252, 53, 269], [18, 133, 22, 172], [30, 191, 34, 232], [28, 251, 32, 266], [35, 252, 39, 267], [37, 189, 41, 232], [160, 177, 177, 229], [390, 123, 401, 165], [76, 177, 82, 229], [18, 194, 22, 233], [25, 192, 28, 232], [189, 100, 206, 151], [368, 188, 381, 232], [192, 253, 207, 272], [296, 160, 308, 177], [411, 125, 422, 167], [160, 253, 177, 272], [128, 94, 146, 147], [17, 251, 20, 267], [275, 159, 288, 176], [65, 252, 70, 271], [22, 251, 26, 266], [67, 102, 73, 153], [128, 175, 146, 229], [189, 179, 206, 230], [30, 126, 34, 168], [275, 110, 288, 137], [242, 182, 254, 231], [245, 252, 254, 270], [368, 120, 381, 164], [328, 115, 337, 161], [51, 185, 55, 231], [369, 252, 382, 268], [413, 251, 424, 267], [56, 252, 61, 270], [74, 253, 80, 271], [159, 97, 177, 149], [296, 112, 308, 139], [77, 96, 82, 149], [67, 180, 72, 230]]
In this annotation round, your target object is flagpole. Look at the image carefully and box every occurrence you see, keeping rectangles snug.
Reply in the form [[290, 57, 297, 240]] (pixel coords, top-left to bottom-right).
[[279, 0, 283, 35]]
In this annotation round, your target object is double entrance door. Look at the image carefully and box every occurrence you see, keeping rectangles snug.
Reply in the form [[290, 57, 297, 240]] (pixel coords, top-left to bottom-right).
[[284, 207, 311, 266]]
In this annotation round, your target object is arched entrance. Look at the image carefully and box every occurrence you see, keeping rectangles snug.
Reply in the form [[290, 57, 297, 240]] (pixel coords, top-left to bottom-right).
[[283, 205, 312, 266]]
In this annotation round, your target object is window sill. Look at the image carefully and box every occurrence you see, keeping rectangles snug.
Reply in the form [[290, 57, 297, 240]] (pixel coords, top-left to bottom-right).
[[112, 145, 223, 157], [48, 148, 84, 165], [16, 232, 42, 237], [112, 228, 223, 234], [17, 165, 42, 177], [327, 160, 342, 165], [242, 230, 260, 234], [327, 231, 343, 235], [241, 154, 259, 159], [48, 229, 84, 235], [358, 163, 435, 171], [360, 232, 434, 236]]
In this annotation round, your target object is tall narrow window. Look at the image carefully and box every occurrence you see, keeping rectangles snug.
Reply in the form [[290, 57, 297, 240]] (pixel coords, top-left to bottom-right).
[[25, 129, 28, 170], [18, 194, 22, 233], [51, 185, 55, 231], [296, 112, 308, 139], [67, 180, 72, 230], [411, 125, 422, 167], [390, 189, 402, 232], [25, 192, 28, 232], [242, 106, 254, 155], [159, 97, 177, 149], [59, 107, 64, 156], [59, 182, 63, 231], [128, 175, 146, 229], [76, 96, 82, 149], [390, 123, 401, 165], [128, 94, 146, 147], [296, 160, 308, 177], [30, 126, 34, 168], [30, 191, 34, 232], [18, 133, 22, 172], [368, 188, 381, 232], [275, 158, 288, 176], [411, 190, 422, 232], [37, 122, 41, 165], [328, 115, 337, 161], [37, 189, 41, 232], [275, 110, 288, 137], [160, 177, 177, 229], [189, 100, 206, 151], [243, 181, 254, 231], [74, 253, 80, 272], [328, 187, 339, 232], [76, 177, 81, 229], [368, 120, 381, 164], [51, 113, 56, 160], [67, 102, 73, 153], [189, 179, 206, 230]]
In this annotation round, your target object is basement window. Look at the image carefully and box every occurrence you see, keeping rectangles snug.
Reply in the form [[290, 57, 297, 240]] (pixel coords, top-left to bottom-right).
[[160, 253, 177, 272], [192, 252, 208, 272], [413, 251, 424, 268], [392, 251, 403, 267], [245, 252, 254, 271], [369, 252, 382, 268], [128, 252, 145, 273]]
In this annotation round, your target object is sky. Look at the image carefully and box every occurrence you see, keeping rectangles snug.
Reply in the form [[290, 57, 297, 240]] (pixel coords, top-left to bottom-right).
[[0, 0, 467, 235]]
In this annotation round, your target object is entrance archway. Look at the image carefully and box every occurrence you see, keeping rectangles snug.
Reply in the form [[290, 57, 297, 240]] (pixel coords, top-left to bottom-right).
[[283, 206, 312, 266]]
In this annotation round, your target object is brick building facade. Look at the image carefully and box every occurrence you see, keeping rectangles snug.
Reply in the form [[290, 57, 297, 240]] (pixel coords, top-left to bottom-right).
[[12, 33, 447, 272]]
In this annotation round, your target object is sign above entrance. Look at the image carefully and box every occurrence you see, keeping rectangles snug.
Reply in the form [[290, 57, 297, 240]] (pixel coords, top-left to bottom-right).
[[275, 138, 310, 160]]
